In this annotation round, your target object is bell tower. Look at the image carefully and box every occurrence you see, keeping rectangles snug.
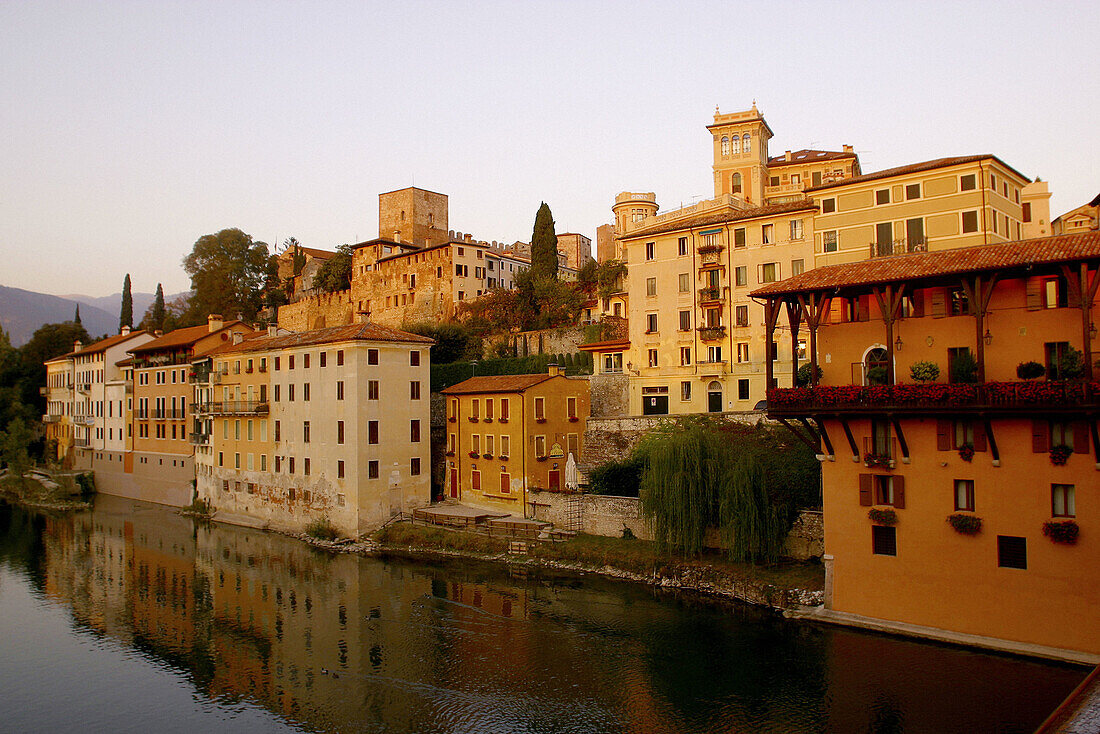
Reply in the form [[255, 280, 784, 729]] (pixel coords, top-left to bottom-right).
[[707, 103, 773, 204]]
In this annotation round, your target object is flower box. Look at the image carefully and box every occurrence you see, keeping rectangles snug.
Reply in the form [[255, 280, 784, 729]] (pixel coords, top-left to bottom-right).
[[535, 455, 548, 462], [957, 444, 974, 462], [468, 451, 479, 458], [863, 452, 893, 469], [535, 418, 547, 424], [1050, 445, 1072, 465], [498, 418, 508, 424], [482, 418, 492, 423], [444, 451, 454, 457], [868, 508, 898, 525], [947, 513, 981, 535], [498, 455, 509, 461], [568, 416, 579, 422], [468, 416, 479, 423], [1043, 520, 1079, 544], [482, 453, 493, 459], [448, 417, 456, 423]]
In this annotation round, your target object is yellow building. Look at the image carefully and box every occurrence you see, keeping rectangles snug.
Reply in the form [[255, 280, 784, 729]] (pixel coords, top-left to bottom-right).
[[44, 353, 75, 464], [441, 367, 589, 514], [197, 322, 434, 536], [1052, 192, 1100, 235]]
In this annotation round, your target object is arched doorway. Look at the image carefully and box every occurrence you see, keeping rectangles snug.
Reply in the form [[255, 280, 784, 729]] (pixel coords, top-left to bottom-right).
[[864, 347, 889, 385], [707, 381, 723, 413]]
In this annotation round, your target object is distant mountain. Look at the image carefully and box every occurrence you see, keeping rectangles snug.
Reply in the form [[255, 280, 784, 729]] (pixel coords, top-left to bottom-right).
[[0, 285, 118, 347], [63, 291, 160, 324]]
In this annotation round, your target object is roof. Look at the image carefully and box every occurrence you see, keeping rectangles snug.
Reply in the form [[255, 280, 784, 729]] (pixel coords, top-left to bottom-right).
[[578, 339, 630, 352], [62, 330, 149, 358], [1091, 192, 1100, 207], [286, 246, 336, 260], [622, 200, 817, 239], [806, 154, 1029, 193], [128, 321, 247, 355], [441, 374, 554, 395], [351, 237, 419, 252], [767, 149, 856, 167], [206, 322, 434, 356], [750, 231, 1100, 297]]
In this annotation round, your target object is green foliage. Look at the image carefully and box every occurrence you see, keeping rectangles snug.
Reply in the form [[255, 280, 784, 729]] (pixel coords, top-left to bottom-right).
[[587, 456, 644, 497], [909, 360, 940, 383], [305, 516, 340, 541], [796, 363, 823, 387], [1043, 520, 1079, 544], [0, 417, 33, 489], [285, 238, 306, 276], [403, 322, 478, 364], [530, 202, 558, 281], [1016, 361, 1046, 380], [312, 243, 354, 293], [185, 496, 213, 516], [431, 354, 555, 392], [182, 228, 273, 323], [576, 258, 598, 292], [120, 274, 133, 331], [718, 456, 789, 564], [595, 260, 627, 299], [865, 365, 889, 385], [947, 513, 982, 535], [949, 350, 978, 383], [148, 283, 166, 331], [75, 472, 96, 496], [1049, 346, 1084, 380], [73, 304, 81, 326]]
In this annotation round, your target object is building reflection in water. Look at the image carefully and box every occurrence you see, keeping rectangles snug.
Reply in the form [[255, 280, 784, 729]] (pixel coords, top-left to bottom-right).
[[17, 494, 1087, 734]]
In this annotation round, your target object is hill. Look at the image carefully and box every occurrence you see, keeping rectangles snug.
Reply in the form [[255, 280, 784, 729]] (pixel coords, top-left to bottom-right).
[[0, 284, 118, 346]]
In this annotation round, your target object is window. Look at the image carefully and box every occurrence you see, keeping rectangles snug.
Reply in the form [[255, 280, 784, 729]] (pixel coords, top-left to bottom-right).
[[737, 379, 750, 400], [905, 183, 921, 200], [646, 277, 657, 297], [647, 349, 658, 368], [760, 263, 778, 283], [534, 397, 545, 420], [735, 305, 749, 327], [762, 224, 773, 244], [368, 461, 379, 479], [1045, 342, 1074, 379], [534, 435, 546, 458], [289, 457, 295, 474], [731, 172, 742, 194], [303, 353, 310, 369], [274, 420, 281, 442], [603, 353, 623, 373], [733, 228, 746, 248], [721, 136, 729, 155], [337, 350, 344, 366], [875, 189, 890, 205], [954, 480, 975, 511], [707, 345, 722, 363], [962, 210, 979, 233], [368, 380, 379, 400], [302, 420, 311, 443], [731, 135, 740, 155], [645, 242, 655, 260], [500, 399, 509, 420], [411, 350, 421, 366], [289, 355, 295, 370], [678, 237, 688, 256], [872, 526, 897, 556], [471, 399, 480, 419], [791, 174, 801, 185], [821, 198, 836, 214], [367, 349, 379, 365], [997, 536, 1027, 569], [368, 421, 378, 444], [320, 352, 327, 368], [500, 435, 510, 457], [288, 384, 295, 401], [304, 458, 310, 476], [741, 133, 750, 154], [303, 383, 310, 401], [789, 219, 804, 240], [411, 457, 421, 476], [678, 273, 690, 293], [678, 310, 691, 331], [736, 343, 749, 363], [961, 173, 976, 191], [1042, 278, 1066, 309], [336, 380, 344, 400], [681, 381, 691, 401], [1022, 202, 1032, 223], [822, 230, 838, 253], [1052, 484, 1076, 517], [411, 420, 421, 442], [680, 347, 691, 366], [646, 313, 658, 333]]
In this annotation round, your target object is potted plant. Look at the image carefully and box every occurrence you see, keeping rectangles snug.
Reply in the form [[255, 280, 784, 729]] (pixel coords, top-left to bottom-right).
[[468, 416, 479, 423], [535, 455, 548, 462], [1016, 361, 1045, 380], [1043, 520, 1079, 545], [950, 351, 978, 384], [947, 513, 982, 535], [535, 417, 547, 424], [498, 455, 509, 461], [909, 360, 940, 383], [482, 453, 493, 459], [863, 452, 893, 468], [866, 366, 889, 385], [797, 363, 824, 387], [957, 443, 974, 462], [468, 450, 479, 458], [444, 450, 455, 457], [1050, 444, 1073, 465], [868, 508, 898, 525], [568, 416, 580, 422]]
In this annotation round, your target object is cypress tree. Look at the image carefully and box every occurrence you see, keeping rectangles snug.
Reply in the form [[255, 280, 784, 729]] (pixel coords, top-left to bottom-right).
[[120, 273, 133, 331], [151, 283, 166, 331], [530, 202, 558, 281], [73, 304, 81, 325]]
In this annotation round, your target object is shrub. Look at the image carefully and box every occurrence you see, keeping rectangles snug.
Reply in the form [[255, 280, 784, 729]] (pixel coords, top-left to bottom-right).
[[947, 513, 982, 535], [587, 456, 643, 497], [1043, 520, 1079, 545], [1049, 346, 1084, 380], [950, 351, 978, 384], [957, 444, 974, 462], [796, 363, 823, 387], [866, 366, 889, 385], [909, 361, 940, 383], [867, 508, 898, 525], [305, 517, 339, 541], [185, 497, 213, 516], [1050, 444, 1073, 465], [75, 472, 96, 495], [1016, 361, 1046, 380]]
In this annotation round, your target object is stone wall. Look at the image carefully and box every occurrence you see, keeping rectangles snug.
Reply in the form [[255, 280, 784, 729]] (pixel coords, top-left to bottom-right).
[[503, 326, 587, 359], [527, 489, 823, 560], [278, 291, 356, 331], [581, 412, 766, 468], [588, 373, 629, 418]]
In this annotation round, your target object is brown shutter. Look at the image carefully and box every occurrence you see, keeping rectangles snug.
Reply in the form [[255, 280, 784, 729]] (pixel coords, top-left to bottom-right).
[[828, 298, 845, 324], [892, 476, 905, 509], [910, 290, 925, 318], [1032, 420, 1048, 453], [930, 289, 947, 318], [1025, 277, 1042, 311], [1073, 422, 1090, 455], [936, 419, 952, 451], [859, 474, 873, 506], [973, 422, 987, 452], [857, 296, 870, 322]]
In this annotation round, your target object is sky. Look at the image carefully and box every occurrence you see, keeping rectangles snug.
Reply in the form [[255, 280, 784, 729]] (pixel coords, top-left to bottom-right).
[[1, 1, 1097, 298]]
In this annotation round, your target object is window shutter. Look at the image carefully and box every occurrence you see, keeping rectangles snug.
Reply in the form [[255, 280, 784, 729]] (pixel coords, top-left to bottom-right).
[[857, 297, 870, 322], [1025, 277, 1042, 311], [828, 298, 845, 324], [892, 476, 906, 509], [936, 419, 951, 451], [973, 423, 987, 452], [910, 290, 925, 318], [1031, 420, 1048, 453], [1073, 421, 1090, 455], [859, 474, 873, 506], [930, 289, 947, 318], [757, 264, 764, 284]]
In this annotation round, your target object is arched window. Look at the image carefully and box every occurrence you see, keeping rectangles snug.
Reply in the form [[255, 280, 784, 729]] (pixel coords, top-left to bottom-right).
[[865, 347, 889, 385], [731, 136, 740, 155], [707, 381, 723, 413], [742, 133, 751, 154], [721, 136, 730, 156], [731, 172, 742, 194]]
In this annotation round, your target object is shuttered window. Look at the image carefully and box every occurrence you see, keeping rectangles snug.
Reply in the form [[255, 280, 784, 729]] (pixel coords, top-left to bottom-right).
[[997, 536, 1027, 569], [872, 526, 897, 556]]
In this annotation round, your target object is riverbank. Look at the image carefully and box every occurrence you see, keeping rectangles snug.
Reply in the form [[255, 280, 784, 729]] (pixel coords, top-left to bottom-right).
[[0, 472, 92, 513]]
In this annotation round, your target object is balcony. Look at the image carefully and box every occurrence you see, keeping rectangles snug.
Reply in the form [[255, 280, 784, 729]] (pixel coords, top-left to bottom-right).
[[73, 438, 91, 448], [869, 236, 928, 258], [189, 370, 211, 384], [203, 401, 270, 417], [42, 414, 61, 424], [698, 245, 724, 265], [698, 287, 727, 304], [767, 380, 1100, 417], [39, 387, 47, 396], [697, 325, 727, 341], [135, 409, 150, 420], [74, 416, 95, 426], [152, 409, 186, 420], [189, 432, 210, 445], [76, 382, 91, 393]]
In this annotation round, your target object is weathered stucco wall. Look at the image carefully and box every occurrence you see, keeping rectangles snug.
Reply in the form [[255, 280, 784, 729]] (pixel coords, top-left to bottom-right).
[[581, 412, 766, 468], [588, 373, 628, 418], [278, 291, 356, 331]]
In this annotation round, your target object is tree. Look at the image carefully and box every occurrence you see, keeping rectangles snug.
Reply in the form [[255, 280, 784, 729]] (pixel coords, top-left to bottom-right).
[[182, 228, 273, 323], [73, 304, 81, 326], [0, 417, 32, 490], [119, 274, 133, 331], [149, 283, 166, 332], [530, 202, 558, 281], [312, 244, 354, 293]]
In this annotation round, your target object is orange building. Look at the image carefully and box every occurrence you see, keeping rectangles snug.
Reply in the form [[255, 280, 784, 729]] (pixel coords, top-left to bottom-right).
[[441, 367, 589, 514], [753, 231, 1100, 661]]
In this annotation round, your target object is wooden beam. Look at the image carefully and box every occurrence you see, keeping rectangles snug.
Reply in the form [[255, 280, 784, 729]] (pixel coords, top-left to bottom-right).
[[890, 418, 909, 461], [812, 418, 834, 457], [983, 418, 1000, 463], [785, 299, 802, 387], [764, 298, 783, 391], [775, 417, 819, 453], [1063, 263, 1100, 381], [839, 417, 859, 460]]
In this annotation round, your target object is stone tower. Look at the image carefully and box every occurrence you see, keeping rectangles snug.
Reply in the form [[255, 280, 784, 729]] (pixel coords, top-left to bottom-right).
[[707, 104, 773, 204], [378, 187, 450, 246]]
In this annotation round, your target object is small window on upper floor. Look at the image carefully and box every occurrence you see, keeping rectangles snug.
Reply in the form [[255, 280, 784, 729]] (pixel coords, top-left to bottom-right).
[[821, 198, 836, 214], [731, 172, 742, 194], [875, 189, 890, 205], [961, 174, 977, 191], [905, 183, 921, 200], [742, 133, 751, 154], [721, 136, 730, 156], [645, 242, 655, 260]]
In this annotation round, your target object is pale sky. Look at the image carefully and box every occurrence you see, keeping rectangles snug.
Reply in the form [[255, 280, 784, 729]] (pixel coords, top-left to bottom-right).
[[2, 1, 1097, 298]]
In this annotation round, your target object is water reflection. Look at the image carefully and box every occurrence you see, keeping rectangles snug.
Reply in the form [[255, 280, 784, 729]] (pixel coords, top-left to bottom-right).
[[0, 495, 1086, 733]]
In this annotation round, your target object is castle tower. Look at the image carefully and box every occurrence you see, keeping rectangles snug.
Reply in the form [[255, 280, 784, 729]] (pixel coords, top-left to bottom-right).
[[378, 187, 449, 246], [611, 192, 658, 235], [707, 103, 773, 204]]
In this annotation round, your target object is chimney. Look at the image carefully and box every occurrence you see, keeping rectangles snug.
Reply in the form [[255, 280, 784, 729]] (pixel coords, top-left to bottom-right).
[[843, 144, 853, 154], [232, 331, 243, 345], [207, 314, 224, 332], [73, 340, 83, 352], [267, 325, 278, 336], [154, 330, 164, 338], [784, 150, 792, 162], [121, 326, 131, 336], [548, 363, 561, 377], [358, 311, 371, 324]]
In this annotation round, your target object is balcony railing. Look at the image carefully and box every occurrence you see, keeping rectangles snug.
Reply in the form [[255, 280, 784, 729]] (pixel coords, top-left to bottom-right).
[[76, 382, 91, 393], [189, 432, 210, 445], [697, 326, 727, 341], [698, 245, 724, 265], [42, 414, 61, 424], [152, 409, 186, 420], [73, 438, 90, 448], [74, 416, 95, 426], [698, 287, 726, 304], [767, 380, 1100, 415], [869, 236, 928, 258], [189, 371, 211, 384], [135, 409, 149, 420], [201, 401, 270, 416]]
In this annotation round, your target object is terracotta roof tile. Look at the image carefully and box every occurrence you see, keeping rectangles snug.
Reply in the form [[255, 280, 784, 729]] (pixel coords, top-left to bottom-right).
[[623, 200, 817, 239], [207, 322, 434, 356], [61, 330, 149, 358], [750, 231, 1100, 297], [806, 154, 1029, 193], [441, 374, 554, 395], [767, 149, 856, 167], [128, 321, 248, 355]]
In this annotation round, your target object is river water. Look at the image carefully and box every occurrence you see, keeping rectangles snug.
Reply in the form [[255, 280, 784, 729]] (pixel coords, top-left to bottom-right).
[[0, 495, 1085, 733]]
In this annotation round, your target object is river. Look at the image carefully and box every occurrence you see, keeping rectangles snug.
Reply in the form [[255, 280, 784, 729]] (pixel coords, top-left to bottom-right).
[[0, 495, 1086, 733]]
